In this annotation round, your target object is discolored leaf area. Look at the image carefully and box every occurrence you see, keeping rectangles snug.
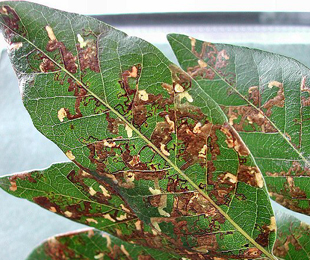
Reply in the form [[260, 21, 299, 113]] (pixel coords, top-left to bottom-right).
[[0, 163, 184, 256], [0, 1, 277, 259], [273, 211, 310, 260], [26, 228, 182, 260], [167, 34, 310, 216]]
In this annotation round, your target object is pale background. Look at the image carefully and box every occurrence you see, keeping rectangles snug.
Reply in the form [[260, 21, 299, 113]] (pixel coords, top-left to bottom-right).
[[1, 1, 310, 259]]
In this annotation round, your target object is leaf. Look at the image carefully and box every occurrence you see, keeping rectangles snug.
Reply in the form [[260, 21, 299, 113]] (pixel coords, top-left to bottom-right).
[[273, 211, 310, 259], [0, 162, 178, 254], [26, 228, 183, 260], [167, 33, 310, 216], [0, 1, 277, 259]]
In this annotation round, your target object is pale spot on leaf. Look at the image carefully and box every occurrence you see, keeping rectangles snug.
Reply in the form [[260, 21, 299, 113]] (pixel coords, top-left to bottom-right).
[[178, 91, 193, 103], [89, 187, 97, 196], [174, 83, 184, 93], [86, 218, 98, 224], [66, 150, 75, 160], [125, 124, 133, 138], [120, 245, 130, 258], [138, 90, 149, 101], [45, 25, 57, 41], [160, 143, 170, 156], [99, 185, 110, 197], [57, 108, 67, 122], [103, 214, 116, 222], [198, 59, 208, 68], [64, 211, 73, 217], [9, 181, 17, 191]]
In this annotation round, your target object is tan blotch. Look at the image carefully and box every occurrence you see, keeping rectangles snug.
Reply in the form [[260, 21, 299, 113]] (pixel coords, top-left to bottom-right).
[[103, 139, 116, 148], [77, 34, 89, 48], [151, 219, 162, 232], [89, 187, 97, 196], [57, 108, 67, 122], [94, 253, 104, 260], [9, 42, 23, 51], [248, 86, 258, 93], [129, 66, 138, 78], [160, 143, 170, 156], [9, 181, 17, 191], [254, 170, 264, 188], [120, 245, 130, 258], [193, 122, 202, 134], [116, 213, 127, 221], [1, 6, 8, 14], [86, 218, 98, 224], [149, 187, 161, 195], [198, 144, 208, 158], [268, 216, 277, 232], [120, 204, 131, 213], [135, 220, 142, 231], [45, 25, 57, 41], [178, 91, 193, 103], [198, 59, 208, 68], [64, 211, 73, 218], [125, 124, 133, 138], [66, 150, 75, 161], [99, 185, 110, 197], [224, 172, 237, 184], [165, 115, 175, 132], [49, 207, 57, 213], [174, 83, 184, 93], [103, 214, 116, 222], [87, 229, 94, 238], [102, 234, 112, 251], [189, 36, 196, 47], [268, 80, 282, 89], [138, 90, 149, 101]]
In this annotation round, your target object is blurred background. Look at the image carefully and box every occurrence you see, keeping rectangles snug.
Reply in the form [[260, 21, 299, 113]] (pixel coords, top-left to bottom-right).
[[1, 0, 310, 259]]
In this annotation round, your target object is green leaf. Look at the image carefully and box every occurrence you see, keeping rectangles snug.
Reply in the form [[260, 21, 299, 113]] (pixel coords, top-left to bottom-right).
[[0, 1, 276, 259], [273, 211, 310, 259], [0, 162, 177, 254], [167, 33, 310, 216], [26, 228, 183, 260]]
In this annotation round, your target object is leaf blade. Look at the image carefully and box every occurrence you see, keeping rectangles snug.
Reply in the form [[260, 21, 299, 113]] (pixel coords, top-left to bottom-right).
[[167, 33, 310, 216], [0, 2, 276, 259]]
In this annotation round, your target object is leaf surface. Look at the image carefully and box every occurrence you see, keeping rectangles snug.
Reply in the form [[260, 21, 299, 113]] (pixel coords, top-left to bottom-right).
[[167, 33, 310, 216], [273, 211, 310, 259], [0, 163, 181, 255], [26, 228, 182, 260], [0, 2, 276, 259]]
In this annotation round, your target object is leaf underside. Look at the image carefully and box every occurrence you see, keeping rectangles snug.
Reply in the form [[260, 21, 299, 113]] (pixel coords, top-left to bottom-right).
[[0, 1, 277, 259], [167, 34, 310, 216]]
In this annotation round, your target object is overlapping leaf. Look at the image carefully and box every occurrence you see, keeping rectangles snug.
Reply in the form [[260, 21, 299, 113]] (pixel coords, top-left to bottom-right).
[[0, 1, 277, 259], [0, 162, 186, 256], [273, 211, 310, 259], [167, 34, 310, 216], [26, 228, 182, 260]]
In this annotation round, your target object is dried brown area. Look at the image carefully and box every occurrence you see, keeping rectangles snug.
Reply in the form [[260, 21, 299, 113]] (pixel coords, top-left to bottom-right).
[[188, 38, 235, 85], [44, 26, 78, 74], [77, 37, 100, 72], [301, 76, 310, 106], [220, 123, 249, 157], [238, 165, 263, 188], [0, 5, 26, 41], [225, 82, 285, 133], [273, 224, 305, 258], [266, 161, 310, 177], [44, 237, 77, 260], [8, 172, 37, 192], [64, 77, 87, 119], [270, 191, 310, 215]]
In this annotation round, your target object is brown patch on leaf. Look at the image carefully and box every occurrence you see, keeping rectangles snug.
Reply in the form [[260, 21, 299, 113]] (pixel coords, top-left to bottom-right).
[[301, 76, 310, 106], [77, 34, 100, 72], [0, 5, 26, 41], [238, 165, 264, 188], [44, 237, 76, 260], [264, 81, 284, 116], [243, 248, 262, 258], [44, 25, 78, 73], [220, 123, 249, 157], [266, 161, 310, 177], [8, 172, 37, 192], [187, 38, 234, 85]]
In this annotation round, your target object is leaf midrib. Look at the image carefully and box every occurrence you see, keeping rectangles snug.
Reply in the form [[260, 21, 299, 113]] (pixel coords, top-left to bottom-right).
[[1, 22, 276, 260]]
